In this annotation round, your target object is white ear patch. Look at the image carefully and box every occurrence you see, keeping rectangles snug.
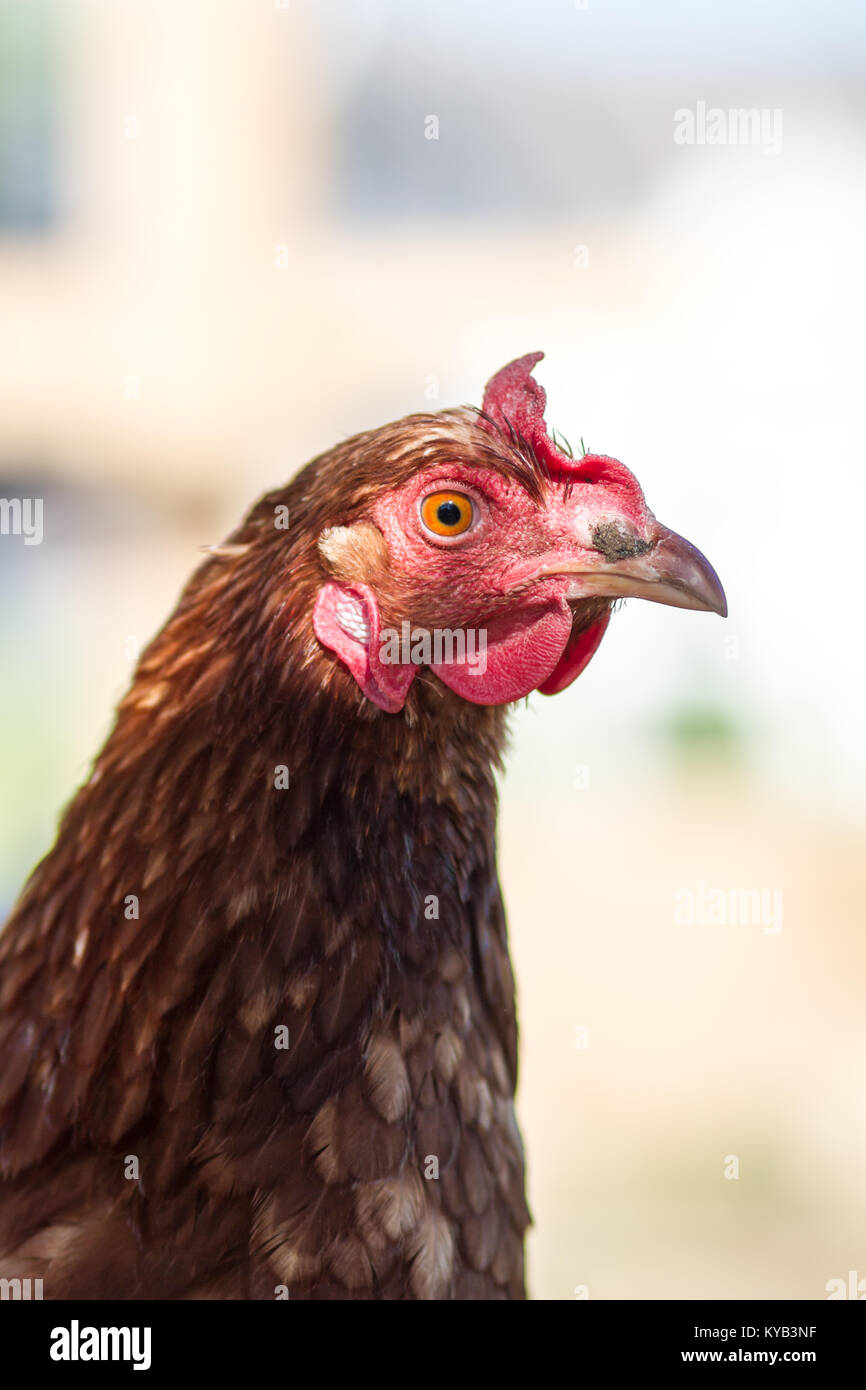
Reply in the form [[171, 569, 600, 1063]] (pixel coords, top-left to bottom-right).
[[317, 522, 389, 583], [335, 593, 370, 645]]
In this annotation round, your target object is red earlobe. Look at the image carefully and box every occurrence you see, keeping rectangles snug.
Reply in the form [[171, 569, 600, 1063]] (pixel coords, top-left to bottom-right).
[[313, 581, 415, 713]]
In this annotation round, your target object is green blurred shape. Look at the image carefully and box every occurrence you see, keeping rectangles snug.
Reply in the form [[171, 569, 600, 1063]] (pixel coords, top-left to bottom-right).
[[658, 702, 743, 766]]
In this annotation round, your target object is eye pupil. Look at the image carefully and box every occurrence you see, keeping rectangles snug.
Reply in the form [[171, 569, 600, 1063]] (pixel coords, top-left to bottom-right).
[[436, 501, 462, 527]]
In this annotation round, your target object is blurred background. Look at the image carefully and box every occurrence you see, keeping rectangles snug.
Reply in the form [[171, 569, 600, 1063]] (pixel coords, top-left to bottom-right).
[[1, 0, 864, 1299]]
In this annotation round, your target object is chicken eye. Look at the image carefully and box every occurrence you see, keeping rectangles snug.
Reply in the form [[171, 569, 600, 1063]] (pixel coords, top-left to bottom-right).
[[420, 491, 474, 538]]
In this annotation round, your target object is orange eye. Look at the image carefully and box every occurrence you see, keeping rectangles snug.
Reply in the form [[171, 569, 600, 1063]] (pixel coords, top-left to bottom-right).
[[419, 490, 475, 538]]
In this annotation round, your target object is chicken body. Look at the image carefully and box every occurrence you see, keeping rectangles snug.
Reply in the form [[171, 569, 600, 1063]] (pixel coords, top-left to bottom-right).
[[0, 354, 724, 1298], [0, 668, 524, 1297]]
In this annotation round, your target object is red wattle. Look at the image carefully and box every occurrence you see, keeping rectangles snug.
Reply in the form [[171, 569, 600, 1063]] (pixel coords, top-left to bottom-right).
[[536, 613, 611, 695], [430, 599, 575, 706]]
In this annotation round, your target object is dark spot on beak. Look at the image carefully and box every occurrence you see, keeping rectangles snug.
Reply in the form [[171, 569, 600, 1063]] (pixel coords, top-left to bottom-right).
[[591, 521, 653, 563]]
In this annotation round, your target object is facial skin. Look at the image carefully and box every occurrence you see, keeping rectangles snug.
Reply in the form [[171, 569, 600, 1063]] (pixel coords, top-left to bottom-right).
[[314, 450, 726, 712], [313, 352, 724, 711]]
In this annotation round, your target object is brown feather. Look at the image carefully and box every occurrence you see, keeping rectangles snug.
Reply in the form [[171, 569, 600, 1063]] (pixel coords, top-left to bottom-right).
[[0, 405, 534, 1298]]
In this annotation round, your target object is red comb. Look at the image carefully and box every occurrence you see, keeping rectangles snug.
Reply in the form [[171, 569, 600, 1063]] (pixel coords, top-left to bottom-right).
[[479, 352, 580, 475], [479, 352, 644, 500]]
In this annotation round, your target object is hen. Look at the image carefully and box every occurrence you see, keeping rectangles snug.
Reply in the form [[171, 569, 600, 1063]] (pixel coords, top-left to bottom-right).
[[0, 353, 725, 1300]]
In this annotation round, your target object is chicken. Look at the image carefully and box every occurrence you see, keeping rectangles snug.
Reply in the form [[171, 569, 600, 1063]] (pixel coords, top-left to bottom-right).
[[0, 352, 725, 1300]]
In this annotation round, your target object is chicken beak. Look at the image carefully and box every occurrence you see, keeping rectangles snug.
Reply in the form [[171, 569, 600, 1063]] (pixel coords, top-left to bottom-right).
[[552, 523, 728, 617]]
